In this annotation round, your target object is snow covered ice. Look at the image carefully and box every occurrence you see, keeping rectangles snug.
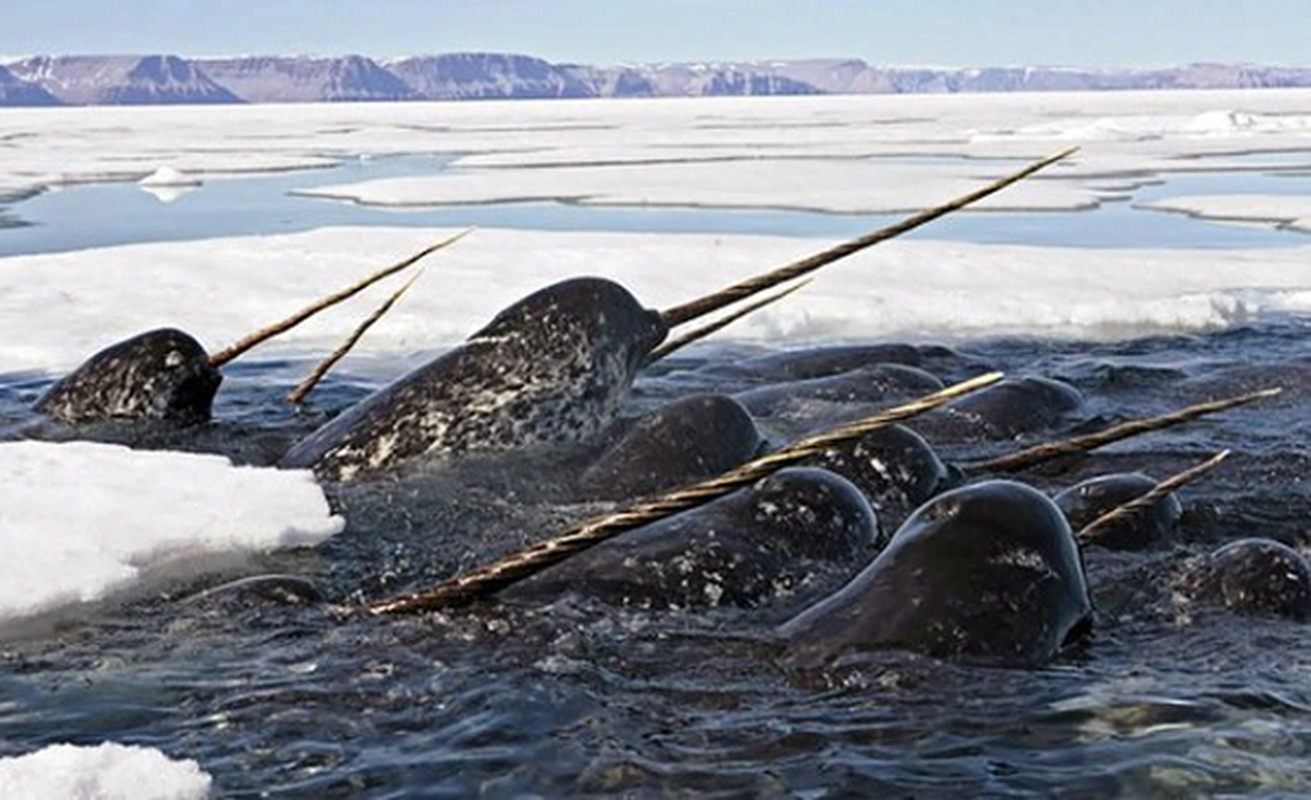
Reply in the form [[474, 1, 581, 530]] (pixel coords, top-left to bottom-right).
[[0, 440, 342, 622], [0, 742, 211, 800]]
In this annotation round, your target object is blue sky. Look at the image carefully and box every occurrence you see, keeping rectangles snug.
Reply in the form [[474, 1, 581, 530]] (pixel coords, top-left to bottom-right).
[[4, 0, 1306, 67]]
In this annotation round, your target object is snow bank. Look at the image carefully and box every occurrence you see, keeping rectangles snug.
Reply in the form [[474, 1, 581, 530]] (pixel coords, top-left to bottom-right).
[[0, 742, 210, 800], [1, 226, 1310, 375], [0, 441, 343, 621]]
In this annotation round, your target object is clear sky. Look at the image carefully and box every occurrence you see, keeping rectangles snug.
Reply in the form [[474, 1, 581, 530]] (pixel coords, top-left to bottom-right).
[[4, 0, 1307, 68]]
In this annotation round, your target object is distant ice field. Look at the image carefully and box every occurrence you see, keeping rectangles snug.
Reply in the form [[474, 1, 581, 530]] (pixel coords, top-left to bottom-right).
[[3, 90, 1311, 256]]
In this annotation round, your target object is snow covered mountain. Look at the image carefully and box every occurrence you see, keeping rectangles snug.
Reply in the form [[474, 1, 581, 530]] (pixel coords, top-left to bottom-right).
[[8, 55, 239, 105], [193, 55, 417, 103], [386, 53, 593, 99], [0, 63, 60, 106], [3, 52, 1310, 106]]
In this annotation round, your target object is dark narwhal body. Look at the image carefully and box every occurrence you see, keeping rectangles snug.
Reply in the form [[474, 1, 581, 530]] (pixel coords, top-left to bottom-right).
[[919, 375, 1085, 442], [34, 328, 223, 427], [780, 480, 1092, 665], [499, 466, 877, 610], [282, 278, 667, 482], [578, 393, 763, 501], [1054, 472, 1182, 550], [733, 363, 944, 419], [1176, 538, 1311, 621]]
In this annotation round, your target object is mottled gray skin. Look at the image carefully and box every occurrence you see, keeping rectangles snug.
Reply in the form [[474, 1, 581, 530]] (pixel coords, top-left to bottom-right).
[[500, 467, 877, 611], [733, 363, 944, 418], [1054, 472, 1182, 550], [780, 480, 1092, 666], [921, 375, 1085, 441], [798, 423, 955, 535], [579, 394, 763, 501], [34, 328, 222, 426], [1176, 539, 1311, 621], [281, 278, 666, 482]]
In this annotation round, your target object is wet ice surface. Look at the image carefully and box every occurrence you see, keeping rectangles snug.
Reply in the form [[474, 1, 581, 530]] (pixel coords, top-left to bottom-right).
[[4, 316, 1311, 797]]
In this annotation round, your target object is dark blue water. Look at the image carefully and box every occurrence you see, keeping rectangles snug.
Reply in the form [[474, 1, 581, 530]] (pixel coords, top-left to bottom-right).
[[4, 315, 1311, 796], [3, 153, 1311, 257]]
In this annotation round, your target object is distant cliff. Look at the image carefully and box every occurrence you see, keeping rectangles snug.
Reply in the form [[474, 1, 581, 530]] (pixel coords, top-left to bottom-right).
[[194, 55, 416, 102], [0, 63, 60, 106], [2, 52, 1310, 106], [386, 53, 593, 99], [8, 55, 239, 105]]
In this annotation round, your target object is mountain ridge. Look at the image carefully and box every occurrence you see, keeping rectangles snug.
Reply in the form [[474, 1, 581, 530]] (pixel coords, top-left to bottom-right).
[[3, 52, 1310, 106]]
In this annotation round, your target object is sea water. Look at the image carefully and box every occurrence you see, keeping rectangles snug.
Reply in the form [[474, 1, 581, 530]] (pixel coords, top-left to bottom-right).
[[4, 151, 1311, 257]]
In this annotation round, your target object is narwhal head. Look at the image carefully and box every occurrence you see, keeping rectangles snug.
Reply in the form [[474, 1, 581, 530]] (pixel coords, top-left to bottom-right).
[[469, 276, 668, 396], [35, 328, 223, 426]]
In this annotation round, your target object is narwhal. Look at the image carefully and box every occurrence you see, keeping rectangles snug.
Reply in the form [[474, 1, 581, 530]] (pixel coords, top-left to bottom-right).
[[282, 148, 1078, 481], [32, 232, 469, 426]]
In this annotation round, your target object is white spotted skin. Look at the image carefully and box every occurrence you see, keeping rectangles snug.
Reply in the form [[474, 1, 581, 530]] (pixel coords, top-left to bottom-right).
[[498, 467, 877, 610], [34, 328, 222, 426], [282, 278, 666, 482]]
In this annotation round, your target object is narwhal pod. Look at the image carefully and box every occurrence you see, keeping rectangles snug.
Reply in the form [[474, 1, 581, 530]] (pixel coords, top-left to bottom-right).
[[917, 375, 1085, 442], [498, 467, 878, 611], [282, 278, 667, 482], [1175, 538, 1311, 621], [577, 394, 763, 501], [1053, 472, 1182, 550], [733, 364, 944, 419], [34, 328, 223, 426], [779, 480, 1092, 666], [796, 423, 956, 530]]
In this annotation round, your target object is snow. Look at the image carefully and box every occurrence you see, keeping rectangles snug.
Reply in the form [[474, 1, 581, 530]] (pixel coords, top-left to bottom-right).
[[0, 440, 343, 622], [0, 742, 211, 800], [2, 226, 1310, 375], [3, 90, 1311, 202]]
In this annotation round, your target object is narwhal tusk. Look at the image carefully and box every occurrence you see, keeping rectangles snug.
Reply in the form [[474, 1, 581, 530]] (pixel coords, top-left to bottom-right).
[[1077, 450, 1231, 546], [286, 267, 428, 406], [365, 370, 1004, 615], [658, 147, 1079, 329], [962, 387, 1281, 474], [208, 228, 473, 368], [644, 279, 811, 366]]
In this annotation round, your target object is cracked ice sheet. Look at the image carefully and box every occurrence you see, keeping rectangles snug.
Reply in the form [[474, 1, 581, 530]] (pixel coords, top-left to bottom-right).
[[1139, 194, 1311, 233], [3, 90, 1311, 205], [2, 226, 1311, 377]]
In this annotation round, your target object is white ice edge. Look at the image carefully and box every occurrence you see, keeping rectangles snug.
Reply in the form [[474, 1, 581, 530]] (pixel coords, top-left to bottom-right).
[[0, 440, 343, 622], [1139, 193, 1311, 233], [2, 225, 1310, 375], [0, 742, 211, 800]]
